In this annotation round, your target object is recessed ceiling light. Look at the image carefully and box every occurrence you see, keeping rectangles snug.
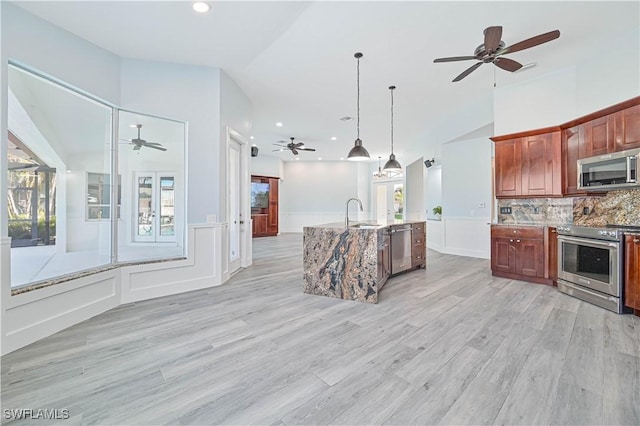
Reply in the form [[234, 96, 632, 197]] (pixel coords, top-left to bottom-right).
[[340, 116, 353, 121], [340, 157, 344, 161], [66, 170, 72, 173], [192, 2, 211, 13], [276, 122, 283, 127], [295, 157, 299, 160], [251, 144, 257, 147], [331, 137, 337, 141], [250, 136, 254, 140], [318, 157, 322, 161]]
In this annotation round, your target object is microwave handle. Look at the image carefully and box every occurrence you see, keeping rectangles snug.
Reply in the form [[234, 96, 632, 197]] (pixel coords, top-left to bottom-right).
[[628, 155, 637, 183]]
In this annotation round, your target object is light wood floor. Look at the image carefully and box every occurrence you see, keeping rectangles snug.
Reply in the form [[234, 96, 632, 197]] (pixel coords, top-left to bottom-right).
[[2, 233, 640, 425]]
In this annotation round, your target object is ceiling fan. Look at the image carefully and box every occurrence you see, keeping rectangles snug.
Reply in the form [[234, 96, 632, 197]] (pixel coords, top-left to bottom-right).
[[272, 137, 316, 155], [120, 124, 167, 151], [433, 26, 560, 82]]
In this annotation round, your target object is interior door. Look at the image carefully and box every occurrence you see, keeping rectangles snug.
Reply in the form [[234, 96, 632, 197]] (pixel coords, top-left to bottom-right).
[[134, 172, 177, 243], [229, 139, 241, 273]]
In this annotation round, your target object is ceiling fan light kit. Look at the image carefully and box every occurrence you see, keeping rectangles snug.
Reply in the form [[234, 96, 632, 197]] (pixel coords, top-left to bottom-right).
[[433, 26, 560, 82], [347, 52, 370, 161], [383, 85, 402, 172]]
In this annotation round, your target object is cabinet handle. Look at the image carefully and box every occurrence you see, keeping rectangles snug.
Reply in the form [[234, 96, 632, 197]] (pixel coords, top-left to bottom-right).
[[551, 229, 557, 233], [516, 239, 521, 243], [634, 239, 640, 243], [510, 239, 514, 242], [513, 230, 517, 234]]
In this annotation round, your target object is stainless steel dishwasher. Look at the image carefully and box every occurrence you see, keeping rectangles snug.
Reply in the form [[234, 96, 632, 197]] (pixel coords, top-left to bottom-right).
[[390, 224, 412, 275]]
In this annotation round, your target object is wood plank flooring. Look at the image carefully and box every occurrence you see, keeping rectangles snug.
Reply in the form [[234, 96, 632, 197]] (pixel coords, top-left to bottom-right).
[[2, 233, 640, 425]]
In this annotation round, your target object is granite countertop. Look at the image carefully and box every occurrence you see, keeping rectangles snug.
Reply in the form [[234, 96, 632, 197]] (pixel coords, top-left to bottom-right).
[[305, 220, 424, 230]]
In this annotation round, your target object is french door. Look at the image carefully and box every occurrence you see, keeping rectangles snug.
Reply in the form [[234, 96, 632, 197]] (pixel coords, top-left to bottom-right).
[[134, 172, 177, 243]]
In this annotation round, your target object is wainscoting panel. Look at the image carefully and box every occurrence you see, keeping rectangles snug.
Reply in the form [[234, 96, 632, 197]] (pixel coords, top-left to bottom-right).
[[121, 224, 223, 303], [3, 271, 120, 355], [442, 217, 491, 259]]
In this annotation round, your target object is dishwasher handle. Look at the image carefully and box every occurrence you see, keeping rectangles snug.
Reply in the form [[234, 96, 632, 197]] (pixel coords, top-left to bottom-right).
[[390, 228, 412, 233]]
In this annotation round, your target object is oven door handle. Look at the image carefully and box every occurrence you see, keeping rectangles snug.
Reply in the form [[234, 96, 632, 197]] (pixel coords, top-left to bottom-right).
[[557, 235, 620, 249]]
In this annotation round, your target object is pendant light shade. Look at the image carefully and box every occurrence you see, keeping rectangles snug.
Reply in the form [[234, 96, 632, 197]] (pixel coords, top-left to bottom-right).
[[347, 52, 370, 161], [384, 85, 402, 171]]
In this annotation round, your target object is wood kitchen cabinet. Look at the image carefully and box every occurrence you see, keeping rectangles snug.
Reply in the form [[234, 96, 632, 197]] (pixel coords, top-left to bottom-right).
[[580, 114, 615, 157], [495, 138, 522, 197], [493, 131, 562, 198], [614, 104, 640, 151], [562, 127, 582, 195], [411, 222, 426, 268], [547, 227, 558, 285], [377, 230, 391, 288], [491, 225, 551, 285], [624, 233, 640, 315]]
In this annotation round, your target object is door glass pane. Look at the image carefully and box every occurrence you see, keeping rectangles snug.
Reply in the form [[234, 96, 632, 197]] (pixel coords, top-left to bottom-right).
[[159, 177, 175, 236], [137, 176, 153, 236], [393, 184, 403, 220]]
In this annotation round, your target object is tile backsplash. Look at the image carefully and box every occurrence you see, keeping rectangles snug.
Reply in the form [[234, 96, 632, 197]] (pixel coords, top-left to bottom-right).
[[573, 189, 640, 227], [497, 198, 573, 226], [497, 189, 640, 226]]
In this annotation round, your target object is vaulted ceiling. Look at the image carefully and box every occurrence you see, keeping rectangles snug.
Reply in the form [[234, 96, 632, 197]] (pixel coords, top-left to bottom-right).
[[13, 1, 640, 162]]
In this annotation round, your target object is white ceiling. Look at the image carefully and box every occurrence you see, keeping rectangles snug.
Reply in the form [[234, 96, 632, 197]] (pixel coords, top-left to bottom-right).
[[13, 1, 640, 163]]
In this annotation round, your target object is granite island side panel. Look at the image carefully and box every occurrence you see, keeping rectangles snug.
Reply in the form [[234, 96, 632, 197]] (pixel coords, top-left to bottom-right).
[[303, 224, 379, 303]]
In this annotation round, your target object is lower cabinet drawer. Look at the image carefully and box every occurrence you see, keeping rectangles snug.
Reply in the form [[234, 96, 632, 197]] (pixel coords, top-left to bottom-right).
[[412, 246, 425, 266]]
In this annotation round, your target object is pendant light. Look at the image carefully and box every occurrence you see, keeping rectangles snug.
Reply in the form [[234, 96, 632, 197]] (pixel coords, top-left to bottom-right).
[[347, 52, 370, 161], [383, 85, 402, 171], [374, 156, 387, 178]]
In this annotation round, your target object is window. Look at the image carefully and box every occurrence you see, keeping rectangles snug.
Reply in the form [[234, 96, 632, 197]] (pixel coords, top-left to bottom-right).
[[5, 64, 186, 290]]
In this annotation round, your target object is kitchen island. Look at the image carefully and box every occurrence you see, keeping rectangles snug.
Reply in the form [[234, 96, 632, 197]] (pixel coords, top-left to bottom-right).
[[303, 221, 425, 304]]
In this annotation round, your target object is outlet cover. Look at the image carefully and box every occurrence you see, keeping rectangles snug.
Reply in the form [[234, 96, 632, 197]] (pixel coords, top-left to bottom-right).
[[500, 207, 512, 214]]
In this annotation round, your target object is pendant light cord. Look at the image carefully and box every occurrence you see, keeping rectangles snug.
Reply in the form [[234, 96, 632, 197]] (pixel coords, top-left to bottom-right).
[[390, 87, 394, 154], [356, 55, 360, 140]]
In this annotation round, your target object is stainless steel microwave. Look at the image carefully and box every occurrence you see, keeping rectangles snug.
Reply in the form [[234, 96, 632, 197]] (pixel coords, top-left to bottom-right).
[[577, 148, 639, 190]]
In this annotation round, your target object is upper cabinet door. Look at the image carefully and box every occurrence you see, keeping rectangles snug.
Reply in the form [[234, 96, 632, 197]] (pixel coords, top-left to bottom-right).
[[495, 138, 522, 198], [580, 114, 615, 157], [562, 127, 581, 195], [521, 132, 562, 197], [614, 104, 640, 151]]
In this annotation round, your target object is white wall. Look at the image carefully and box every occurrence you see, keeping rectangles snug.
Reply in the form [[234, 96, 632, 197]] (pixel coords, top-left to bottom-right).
[[1, 2, 122, 355], [280, 161, 366, 231], [1, 5, 254, 355], [425, 165, 442, 220], [494, 68, 577, 135], [495, 27, 639, 135], [251, 154, 283, 178], [438, 137, 493, 259], [120, 59, 221, 225], [405, 157, 424, 221]]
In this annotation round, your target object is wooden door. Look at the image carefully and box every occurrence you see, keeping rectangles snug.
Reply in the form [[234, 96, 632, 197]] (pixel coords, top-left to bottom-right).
[[521, 132, 561, 196], [516, 238, 545, 278], [614, 104, 640, 151], [625, 234, 640, 312], [495, 138, 522, 198], [580, 115, 614, 157], [491, 237, 515, 274], [267, 178, 279, 236], [251, 175, 279, 237]]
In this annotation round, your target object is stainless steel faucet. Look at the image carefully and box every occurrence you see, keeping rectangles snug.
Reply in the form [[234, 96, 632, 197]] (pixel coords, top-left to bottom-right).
[[345, 197, 364, 228]]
